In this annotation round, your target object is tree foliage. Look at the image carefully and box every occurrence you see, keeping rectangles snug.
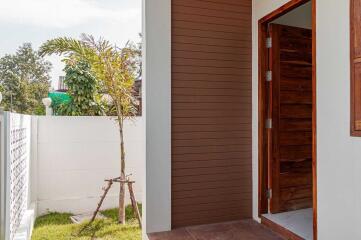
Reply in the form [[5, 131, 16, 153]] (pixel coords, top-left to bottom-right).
[[0, 43, 51, 114], [53, 60, 106, 116], [40, 34, 140, 224]]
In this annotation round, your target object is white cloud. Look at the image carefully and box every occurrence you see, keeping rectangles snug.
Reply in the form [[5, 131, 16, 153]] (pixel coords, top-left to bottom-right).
[[0, 0, 139, 28]]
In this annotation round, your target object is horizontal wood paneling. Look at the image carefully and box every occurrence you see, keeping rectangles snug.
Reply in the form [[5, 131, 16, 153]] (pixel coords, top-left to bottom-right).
[[173, 178, 252, 192], [172, 0, 252, 228]]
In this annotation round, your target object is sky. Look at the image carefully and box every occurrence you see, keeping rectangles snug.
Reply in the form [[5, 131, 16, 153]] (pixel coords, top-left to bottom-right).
[[0, 0, 141, 89]]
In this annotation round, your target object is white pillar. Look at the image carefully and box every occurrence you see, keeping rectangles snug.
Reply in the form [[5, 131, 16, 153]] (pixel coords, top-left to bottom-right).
[[143, 0, 172, 235], [42, 98, 53, 116]]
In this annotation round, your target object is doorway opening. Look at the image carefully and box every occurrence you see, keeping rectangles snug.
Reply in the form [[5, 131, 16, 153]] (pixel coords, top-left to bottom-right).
[[258, 1, 316, 240]]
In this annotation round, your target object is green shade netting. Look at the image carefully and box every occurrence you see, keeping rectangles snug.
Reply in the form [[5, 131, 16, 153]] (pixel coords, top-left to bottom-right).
[[48, 92, 71, 107]]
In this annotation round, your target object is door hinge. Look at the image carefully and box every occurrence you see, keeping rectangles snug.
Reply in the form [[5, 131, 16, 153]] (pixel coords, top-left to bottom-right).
[[266, 71, 272, 82], [266, 189, 272, 199], [266, 37, 272, 48], [265, 118, 272, 129]]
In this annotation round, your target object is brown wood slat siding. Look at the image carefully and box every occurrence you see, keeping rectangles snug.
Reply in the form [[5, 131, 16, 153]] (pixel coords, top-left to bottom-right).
[[171, 0, 252, 228]]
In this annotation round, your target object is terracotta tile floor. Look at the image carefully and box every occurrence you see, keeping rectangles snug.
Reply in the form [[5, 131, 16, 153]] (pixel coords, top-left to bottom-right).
[[148, 220, 284, 240]]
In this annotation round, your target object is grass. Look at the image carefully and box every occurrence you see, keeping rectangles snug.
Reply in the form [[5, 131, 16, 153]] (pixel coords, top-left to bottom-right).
[[31, 204, 142, 240]]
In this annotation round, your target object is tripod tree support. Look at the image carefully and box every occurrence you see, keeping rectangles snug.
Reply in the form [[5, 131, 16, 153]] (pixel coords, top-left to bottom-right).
[[88, 177, 142, 229]]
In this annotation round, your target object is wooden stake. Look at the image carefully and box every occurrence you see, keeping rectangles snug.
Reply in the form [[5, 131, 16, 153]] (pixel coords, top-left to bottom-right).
[[127, 181, 142, 228], [89, 179, 113, 223]]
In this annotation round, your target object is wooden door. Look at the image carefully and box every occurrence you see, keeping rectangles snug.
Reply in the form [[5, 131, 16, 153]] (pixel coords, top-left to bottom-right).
[[269, 24, 313, 213]]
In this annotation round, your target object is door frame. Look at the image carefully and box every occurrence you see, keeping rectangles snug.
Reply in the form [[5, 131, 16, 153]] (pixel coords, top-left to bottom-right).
[[257, 0, 317, 239]]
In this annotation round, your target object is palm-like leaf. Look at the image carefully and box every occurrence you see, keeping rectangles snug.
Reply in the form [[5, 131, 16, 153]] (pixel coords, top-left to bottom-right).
[[39, 37, 96, 62]]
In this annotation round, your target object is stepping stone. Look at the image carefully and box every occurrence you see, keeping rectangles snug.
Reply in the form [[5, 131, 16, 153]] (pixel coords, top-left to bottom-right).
[[70, 213, 106, 224]]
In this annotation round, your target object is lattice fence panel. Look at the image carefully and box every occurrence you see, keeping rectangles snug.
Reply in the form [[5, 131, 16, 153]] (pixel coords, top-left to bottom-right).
[[6, 113, 31, 240]]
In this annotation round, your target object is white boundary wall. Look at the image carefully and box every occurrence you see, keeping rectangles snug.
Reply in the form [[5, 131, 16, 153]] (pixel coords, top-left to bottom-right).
[[35, 116, 144, 215]]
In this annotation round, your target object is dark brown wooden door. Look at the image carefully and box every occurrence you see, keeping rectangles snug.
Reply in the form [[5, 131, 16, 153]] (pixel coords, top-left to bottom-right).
[[351, 0, 361, 135], [269, 24, 313, 214]]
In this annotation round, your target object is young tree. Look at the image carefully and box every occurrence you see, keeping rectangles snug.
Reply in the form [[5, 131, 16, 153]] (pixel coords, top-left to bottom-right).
[[39, 34, 139, 224], [53, 60, 106, 116], [0, 43, 51, 114]]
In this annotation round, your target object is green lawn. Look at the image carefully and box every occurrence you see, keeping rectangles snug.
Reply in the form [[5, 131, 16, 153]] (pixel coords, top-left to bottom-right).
[[32, 205, 142, 240]]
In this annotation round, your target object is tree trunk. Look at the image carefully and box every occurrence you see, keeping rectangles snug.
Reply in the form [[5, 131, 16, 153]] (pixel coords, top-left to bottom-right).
[[118, 117, 126, 224]]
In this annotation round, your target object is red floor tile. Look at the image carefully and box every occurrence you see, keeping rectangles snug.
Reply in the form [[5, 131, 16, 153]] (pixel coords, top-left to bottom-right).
[[147, 220, 284, 240], [187, 222, 238, 240], [148, 228, 194, 240]]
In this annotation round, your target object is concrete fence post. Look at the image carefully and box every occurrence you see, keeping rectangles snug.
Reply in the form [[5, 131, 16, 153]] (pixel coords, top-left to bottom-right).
[[42, 98, 52, 116]]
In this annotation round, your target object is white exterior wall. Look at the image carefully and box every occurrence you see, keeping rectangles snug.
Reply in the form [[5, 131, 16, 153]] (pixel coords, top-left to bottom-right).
[[317, 1, 361, 239], [143, 0, 171, 235], [35, 117, 144, 215]]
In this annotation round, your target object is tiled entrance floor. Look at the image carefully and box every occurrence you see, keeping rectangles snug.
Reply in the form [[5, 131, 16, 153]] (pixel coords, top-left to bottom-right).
[[148, 220, 284, 240], [263, 208, 313, 240]]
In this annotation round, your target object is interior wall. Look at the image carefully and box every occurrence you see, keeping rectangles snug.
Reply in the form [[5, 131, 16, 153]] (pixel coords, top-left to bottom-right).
[[272, 2, 312, 29]]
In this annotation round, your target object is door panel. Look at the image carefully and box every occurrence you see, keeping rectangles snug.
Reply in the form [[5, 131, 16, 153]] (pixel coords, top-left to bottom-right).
[[269, 24, 313, 213]]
